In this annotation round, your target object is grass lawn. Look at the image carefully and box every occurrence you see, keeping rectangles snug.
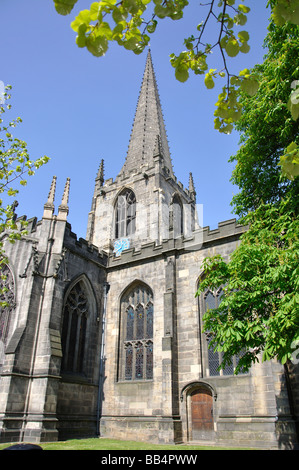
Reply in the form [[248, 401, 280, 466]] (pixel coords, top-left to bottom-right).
[[0, 437, 256, 451]]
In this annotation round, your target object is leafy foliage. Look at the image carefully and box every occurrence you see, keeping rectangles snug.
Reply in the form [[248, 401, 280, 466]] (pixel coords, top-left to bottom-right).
[[197, 194, 299, 373], [0, 86, 49, 267], [197, 19, 299, 373], [52, 0, 299, 178], [230, 21, 299, 217]]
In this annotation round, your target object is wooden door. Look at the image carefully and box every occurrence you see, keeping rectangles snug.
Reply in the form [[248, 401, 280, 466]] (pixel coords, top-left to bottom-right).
[[191, 389, 214, 441]]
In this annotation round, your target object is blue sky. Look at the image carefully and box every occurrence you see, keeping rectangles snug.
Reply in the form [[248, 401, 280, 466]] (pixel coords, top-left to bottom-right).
[[1, 0, 270, 238]]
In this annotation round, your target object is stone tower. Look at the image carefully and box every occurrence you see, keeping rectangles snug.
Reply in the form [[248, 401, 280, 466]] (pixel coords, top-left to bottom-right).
[[86, 49, 198, 254]]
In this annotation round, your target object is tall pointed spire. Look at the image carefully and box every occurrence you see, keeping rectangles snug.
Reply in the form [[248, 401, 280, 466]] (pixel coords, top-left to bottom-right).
[[120, 49, 174, 177]]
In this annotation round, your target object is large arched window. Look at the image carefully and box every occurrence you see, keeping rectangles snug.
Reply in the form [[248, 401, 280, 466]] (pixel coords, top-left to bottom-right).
[[199, 287, 246, 376], [0, 264, 15, 371], [61, 280, 90, 374], [115, 189, 136, 239], [119, 283, 153, 381]]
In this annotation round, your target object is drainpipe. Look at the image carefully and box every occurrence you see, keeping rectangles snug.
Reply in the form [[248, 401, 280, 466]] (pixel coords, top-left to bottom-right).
[[96, 281, 110, 436]]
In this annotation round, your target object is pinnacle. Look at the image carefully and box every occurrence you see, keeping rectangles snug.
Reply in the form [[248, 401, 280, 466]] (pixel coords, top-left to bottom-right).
[[43, 175, 57, 219], [58, 177, 70, 221]]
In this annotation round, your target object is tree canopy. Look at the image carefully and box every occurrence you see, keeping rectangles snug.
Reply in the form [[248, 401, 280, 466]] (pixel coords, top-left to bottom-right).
[[196, 19, 299, 372], [52, 0, 299, 178], [230, 20, 299, 217], [0, 87, 49, 271], [197, 192, 298, 373]]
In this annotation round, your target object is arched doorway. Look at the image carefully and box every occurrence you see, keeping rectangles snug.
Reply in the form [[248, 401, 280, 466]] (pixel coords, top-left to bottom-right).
[[190, 387, 214, 441]]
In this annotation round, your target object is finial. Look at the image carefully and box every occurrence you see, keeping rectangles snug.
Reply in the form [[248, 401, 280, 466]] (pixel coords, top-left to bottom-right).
[[43, 176, 57, 219], [57, 177, 70, 221], [189, 172, 196, 200], [96, 159, 104, 187]]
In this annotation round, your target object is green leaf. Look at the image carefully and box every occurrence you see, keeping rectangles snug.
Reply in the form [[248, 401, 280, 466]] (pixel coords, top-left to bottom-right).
[[204, 71, 215, 89], [272, 1, 299, 26], [53, 0, 78, 15], [225, 37, 240, 57], [86, 35, 108, 57], [146, 20, 157, 34], [175, 64, 189, 83], [90, 2, 100, 21], [71, 10, 91, 32], [279, 142, 299, 180], [234, 12, 247, 25], [238, 4, 250, 14], [238, 30, 249, 43], [240, 78, 259, 96]]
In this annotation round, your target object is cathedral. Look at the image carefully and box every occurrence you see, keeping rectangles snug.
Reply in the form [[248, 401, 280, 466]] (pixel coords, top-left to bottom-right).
[[0, 50, 298, 449]]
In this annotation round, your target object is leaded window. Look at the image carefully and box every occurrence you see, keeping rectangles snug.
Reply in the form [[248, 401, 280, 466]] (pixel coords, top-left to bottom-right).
[[201, 288, 246, 376], [115, 189, 136, 239], [61, 281, 89, 374], [0, 264, 15, 371], [120, 284, 153, 381]]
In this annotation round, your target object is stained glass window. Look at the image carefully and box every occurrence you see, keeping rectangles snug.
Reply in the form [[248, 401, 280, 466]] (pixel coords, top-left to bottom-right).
[[125, 343, 133, 380], [61, 282, 89, 374], [126, 306, 134, 340], [121, 284, 153, 381], [136, 304, 144, 339], [146, 341, 153, 379], [135, 342, 144, 379], [146, 302, 153, 338]]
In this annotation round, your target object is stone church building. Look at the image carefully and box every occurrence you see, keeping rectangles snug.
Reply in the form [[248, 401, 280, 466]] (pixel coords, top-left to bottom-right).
[[0, 50, 298, 449]]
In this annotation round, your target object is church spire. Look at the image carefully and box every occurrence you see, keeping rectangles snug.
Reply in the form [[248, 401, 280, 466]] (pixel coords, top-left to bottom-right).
[[120, 49, 173, 177]]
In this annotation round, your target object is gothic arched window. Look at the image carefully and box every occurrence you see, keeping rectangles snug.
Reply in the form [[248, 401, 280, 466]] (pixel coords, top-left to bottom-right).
[[115, 189, 136, 239], [199, 288, 246, 376], [172, 194, 183, 238], [0, 264, 15, 371], [61, 281, 89, 374], [120, 283, 153, 381]]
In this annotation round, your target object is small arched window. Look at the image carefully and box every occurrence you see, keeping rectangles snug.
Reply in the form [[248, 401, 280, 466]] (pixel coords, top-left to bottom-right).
[[172, 194, 183, 238], [115, 189, 136, 239], [61, 281, 89, 374], [120, 283, 153, 381]]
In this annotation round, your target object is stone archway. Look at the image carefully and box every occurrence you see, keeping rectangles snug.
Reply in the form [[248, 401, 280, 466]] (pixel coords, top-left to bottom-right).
[[190, 387, 214, 441], [180, 382, 217, 442]]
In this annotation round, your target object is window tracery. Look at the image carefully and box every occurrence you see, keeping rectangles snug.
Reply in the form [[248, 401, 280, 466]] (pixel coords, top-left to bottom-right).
[[120, 284, 153, 381], [201, 288, 246, 376], [115, 189, 136, 239], [61, 281, 89, 374]]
